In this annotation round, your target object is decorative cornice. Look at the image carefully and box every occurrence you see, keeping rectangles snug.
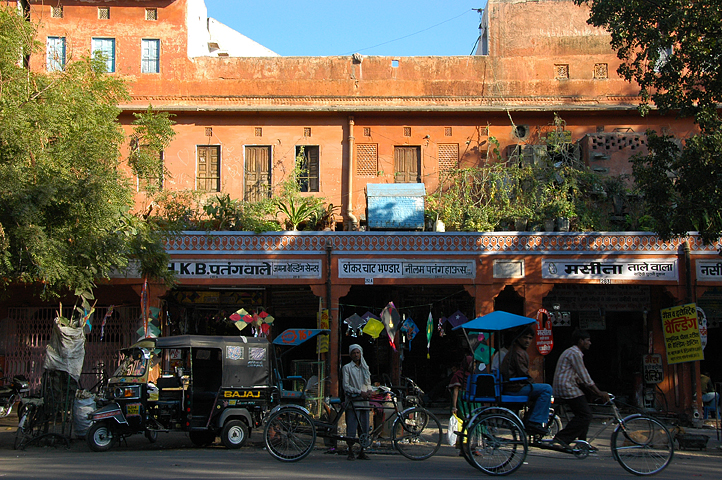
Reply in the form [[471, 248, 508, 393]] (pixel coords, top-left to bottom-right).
[[121, 95, 643, 112], [166, 232, 719, 256]]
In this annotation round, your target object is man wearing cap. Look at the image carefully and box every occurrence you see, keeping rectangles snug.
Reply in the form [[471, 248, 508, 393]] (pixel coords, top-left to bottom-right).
[[552, 328, 609, 451], [342, 344, 373, 460]]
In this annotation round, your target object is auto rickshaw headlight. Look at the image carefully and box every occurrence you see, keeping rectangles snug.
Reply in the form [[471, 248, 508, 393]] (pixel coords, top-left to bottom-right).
[[113, 385, 140, 399]]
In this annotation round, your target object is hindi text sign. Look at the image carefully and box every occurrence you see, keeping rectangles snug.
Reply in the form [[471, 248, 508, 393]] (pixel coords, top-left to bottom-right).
[[661, 303, 704, 365]]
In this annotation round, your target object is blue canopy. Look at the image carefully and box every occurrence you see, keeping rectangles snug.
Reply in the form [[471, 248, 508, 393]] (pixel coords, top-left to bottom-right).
[[273, 329, 330, 346], [453, 310, 535, 333]]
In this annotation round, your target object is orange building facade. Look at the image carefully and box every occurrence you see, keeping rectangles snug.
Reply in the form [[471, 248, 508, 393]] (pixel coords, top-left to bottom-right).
[[1, 0, 720, 420]]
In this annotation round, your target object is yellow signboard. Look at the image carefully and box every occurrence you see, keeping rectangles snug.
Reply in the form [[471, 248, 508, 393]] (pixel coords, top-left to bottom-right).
[[661, 303, 704, 364], [317, 309, 329, 354]]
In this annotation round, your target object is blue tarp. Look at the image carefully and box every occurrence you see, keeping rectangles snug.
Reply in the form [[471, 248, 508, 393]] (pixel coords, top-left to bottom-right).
[[453, 310, 535, 333]]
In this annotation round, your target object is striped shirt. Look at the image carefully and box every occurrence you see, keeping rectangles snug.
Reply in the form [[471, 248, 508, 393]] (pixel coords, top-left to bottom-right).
[[553, 345, 595, 399]]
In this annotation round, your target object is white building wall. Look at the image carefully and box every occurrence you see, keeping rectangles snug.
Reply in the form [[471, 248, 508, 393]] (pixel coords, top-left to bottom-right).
[[186, 0, 278, 58]]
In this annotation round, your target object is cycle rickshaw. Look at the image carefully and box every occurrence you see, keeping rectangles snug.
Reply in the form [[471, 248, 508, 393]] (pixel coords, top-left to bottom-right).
[[453, 311, 674, 476], [263, 328, 443, 462]]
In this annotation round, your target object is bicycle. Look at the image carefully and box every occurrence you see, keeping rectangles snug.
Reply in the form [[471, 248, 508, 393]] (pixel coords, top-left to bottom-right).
[[263, 387, 442, 462], [461, 393, 674, 476]]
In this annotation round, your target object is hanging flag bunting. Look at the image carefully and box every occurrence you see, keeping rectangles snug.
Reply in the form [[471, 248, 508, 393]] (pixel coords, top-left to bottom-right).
[[426, 312, 434, 359], [380, 302, 401, 351], [343, 313, 367, 337]]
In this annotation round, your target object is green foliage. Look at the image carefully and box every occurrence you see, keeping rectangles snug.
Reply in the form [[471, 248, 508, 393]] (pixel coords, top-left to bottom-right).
[[576, 0, 722, 243], [428, 117, 644, 232], [129, 106, 176, 192], [575, 0, 722, 132], [0, 7, 176, 298], [633, 131, 722, 243]]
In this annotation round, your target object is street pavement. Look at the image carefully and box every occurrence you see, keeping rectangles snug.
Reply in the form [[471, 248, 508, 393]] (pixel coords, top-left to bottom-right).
[[0, 411, 720, 479]]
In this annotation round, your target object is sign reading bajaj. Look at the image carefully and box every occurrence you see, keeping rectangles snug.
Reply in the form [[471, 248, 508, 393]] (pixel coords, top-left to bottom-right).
[[661, 303, 704, 365]]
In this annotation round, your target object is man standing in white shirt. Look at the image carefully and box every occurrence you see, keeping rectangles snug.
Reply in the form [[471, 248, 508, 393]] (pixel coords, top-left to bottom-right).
[[552, 329, 609, 450]]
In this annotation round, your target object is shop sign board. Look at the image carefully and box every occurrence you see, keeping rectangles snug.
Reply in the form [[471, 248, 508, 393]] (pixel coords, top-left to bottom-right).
[[661, 303, 704, 365], [338, 259, 475, 279], [168, 260, 322, 279], [542, 259, 677, 282], [697, 261, 722, 281], [535, 309, 553, 356], [642, 354, 664, 384]]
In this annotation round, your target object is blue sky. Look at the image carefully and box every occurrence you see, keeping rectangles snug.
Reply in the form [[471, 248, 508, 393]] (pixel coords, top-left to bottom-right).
[[203, 1, 487, 57]]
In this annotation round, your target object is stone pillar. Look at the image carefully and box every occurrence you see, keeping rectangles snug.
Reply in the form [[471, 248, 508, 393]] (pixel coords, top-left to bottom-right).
[[311, 284, 351, 396], [524, 284, 554, 384], [464, 284, 507, 317]]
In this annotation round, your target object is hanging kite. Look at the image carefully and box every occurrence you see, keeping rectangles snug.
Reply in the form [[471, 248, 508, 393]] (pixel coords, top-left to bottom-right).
[[229, 308, 250, 332], [447, 310, 468, 328], [426, 312, 434, 359], [343, 313, 367, 337], [400, 316, 419, 349], [438, 316, 447, 337], [380, 302, 401, 351], [363, 317, 384, 338]]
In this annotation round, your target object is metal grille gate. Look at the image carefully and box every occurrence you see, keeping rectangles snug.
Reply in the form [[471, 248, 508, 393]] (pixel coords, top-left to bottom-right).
[[3, 306, 140, 392]]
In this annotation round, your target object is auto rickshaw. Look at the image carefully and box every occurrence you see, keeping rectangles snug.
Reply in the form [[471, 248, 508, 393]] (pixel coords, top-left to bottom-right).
[[86, 335, 276, 451]]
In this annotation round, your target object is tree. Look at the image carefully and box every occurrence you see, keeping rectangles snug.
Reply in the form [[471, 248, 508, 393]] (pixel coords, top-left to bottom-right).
[[574, 0, 722, 243], [0, 7, 176, 299]]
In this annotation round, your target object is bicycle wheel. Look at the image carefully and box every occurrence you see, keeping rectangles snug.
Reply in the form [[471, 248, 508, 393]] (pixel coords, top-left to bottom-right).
[[391, 407, 442, 460], [14, 405, 42, 450], [544, 415, 562, 440], [611, 415, 673, 476], [264, 408, 317, 462], [463, 413, 528, 475]]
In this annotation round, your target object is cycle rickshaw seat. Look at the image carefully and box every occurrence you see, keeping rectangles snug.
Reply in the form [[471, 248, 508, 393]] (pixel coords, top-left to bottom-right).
[[464, 373, 530, 405]]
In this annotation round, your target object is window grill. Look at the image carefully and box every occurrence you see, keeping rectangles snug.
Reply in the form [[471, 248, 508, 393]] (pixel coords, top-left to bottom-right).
[[146, 8, 158, 21], [594, 63, 608, 79], [98, 7, 110, 20], [356, 144, 378, 177], [438, 144, 459, 172], [555, 64, 569, 79], [51, 6, 63, 18]]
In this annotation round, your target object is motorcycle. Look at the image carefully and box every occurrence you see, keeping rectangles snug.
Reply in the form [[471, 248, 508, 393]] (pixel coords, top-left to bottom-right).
[[0, 370, 30, 418]]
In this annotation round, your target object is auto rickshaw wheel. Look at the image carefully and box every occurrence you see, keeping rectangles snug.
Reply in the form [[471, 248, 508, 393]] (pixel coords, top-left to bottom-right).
[[87, 422, 115, 452], [221, 420, 249, 449], [145, 430, 158, 443], [189, 430, 216, 447]]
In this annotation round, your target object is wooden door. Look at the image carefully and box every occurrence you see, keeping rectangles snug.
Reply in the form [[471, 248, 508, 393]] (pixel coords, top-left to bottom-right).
[[245, 146, 271, 201], [394, 146, 421, 183]]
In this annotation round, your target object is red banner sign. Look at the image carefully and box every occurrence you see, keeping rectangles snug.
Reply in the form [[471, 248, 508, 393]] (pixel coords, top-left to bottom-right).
[[536, 309, 554, 355]]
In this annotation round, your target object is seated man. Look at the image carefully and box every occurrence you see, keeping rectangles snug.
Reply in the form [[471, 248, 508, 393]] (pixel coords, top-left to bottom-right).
[[500, 326, 553, 436]]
